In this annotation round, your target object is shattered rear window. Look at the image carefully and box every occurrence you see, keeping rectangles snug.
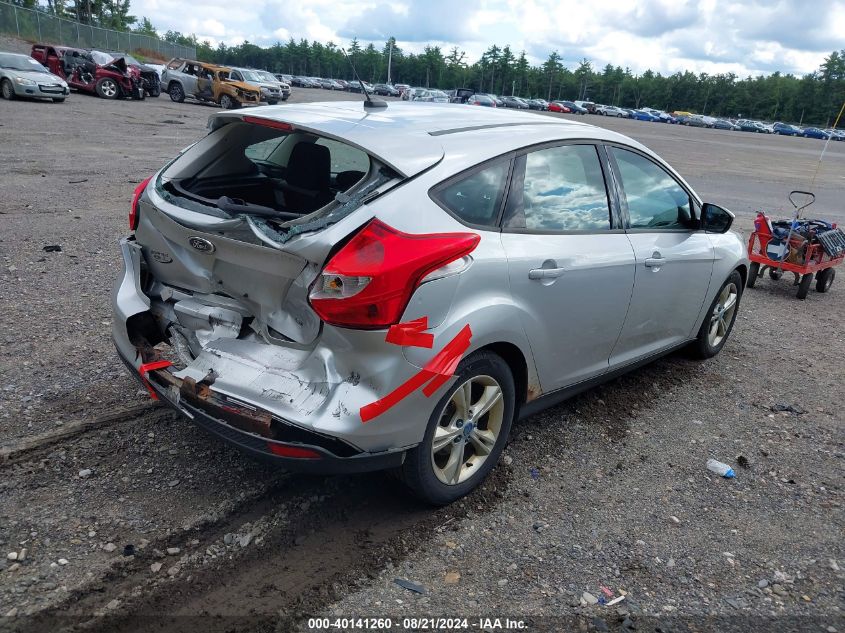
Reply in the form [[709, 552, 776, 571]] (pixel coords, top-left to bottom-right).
[[156, 119, 393, 240]]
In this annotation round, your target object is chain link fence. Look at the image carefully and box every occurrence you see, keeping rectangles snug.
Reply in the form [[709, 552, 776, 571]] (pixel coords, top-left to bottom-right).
[[0, 1, 195, 60]]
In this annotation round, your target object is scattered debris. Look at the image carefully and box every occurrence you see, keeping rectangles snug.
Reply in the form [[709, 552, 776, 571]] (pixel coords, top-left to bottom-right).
[[606, 596, 626, 607], [78, 468, 92, 478], [706, 459, 736, 478], [68, 178, 88, 184], [393, 578, 425, 594], [444, 571, 461, 584], [6, 552, 17, 561], [669, 515, 682, 525], [150, 562, 163, 573], [43, 245, 62, 253], [122, 544, 135, 557], [582, 591, 599, 605], [771, 403, 805, 414], [530, 467, 540, 480], [103, 543, 117, 553], [57, 558, 68, 565], [600, 585, 614, 598], [737, 455, 751, 469], [166, 547, 181, 556]]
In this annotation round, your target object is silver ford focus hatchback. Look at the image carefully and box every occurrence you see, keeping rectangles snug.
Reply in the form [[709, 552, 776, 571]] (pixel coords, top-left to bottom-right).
[[113, 101, 748, 504]]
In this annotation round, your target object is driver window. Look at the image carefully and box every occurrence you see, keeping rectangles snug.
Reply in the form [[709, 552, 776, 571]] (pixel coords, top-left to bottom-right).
[[610, 147, 692, 229]]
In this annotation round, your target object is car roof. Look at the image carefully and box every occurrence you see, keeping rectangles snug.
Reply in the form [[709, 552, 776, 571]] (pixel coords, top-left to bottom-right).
[[210, 101, 653, 178]]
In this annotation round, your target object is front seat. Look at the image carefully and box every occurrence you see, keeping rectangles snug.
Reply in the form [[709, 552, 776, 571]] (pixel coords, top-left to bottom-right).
[[282, 142, 332, 213]]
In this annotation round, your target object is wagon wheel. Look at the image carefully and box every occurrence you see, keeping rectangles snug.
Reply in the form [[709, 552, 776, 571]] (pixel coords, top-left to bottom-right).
[[769, 268, 783, 280], [796, 273, 814, 300], [815, 268, 835, 293], [747, 262, 760, 288]]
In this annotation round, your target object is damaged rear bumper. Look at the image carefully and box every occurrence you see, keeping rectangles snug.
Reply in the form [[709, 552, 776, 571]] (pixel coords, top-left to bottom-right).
[[112, 236, 431, 471], [116, 350, 406, 473]]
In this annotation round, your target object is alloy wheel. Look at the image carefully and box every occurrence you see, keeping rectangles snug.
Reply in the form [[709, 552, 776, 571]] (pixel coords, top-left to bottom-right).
[[431, 375, 504, 486], [708, 282, 738, 347], [101, 79, 117, 98]]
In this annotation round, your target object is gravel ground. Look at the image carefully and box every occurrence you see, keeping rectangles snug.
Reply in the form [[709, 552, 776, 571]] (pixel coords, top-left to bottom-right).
[[0, 72, 843, 633]]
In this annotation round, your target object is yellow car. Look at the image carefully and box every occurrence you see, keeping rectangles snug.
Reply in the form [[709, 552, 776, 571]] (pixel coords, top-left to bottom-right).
[[162, 58, 260, 109]]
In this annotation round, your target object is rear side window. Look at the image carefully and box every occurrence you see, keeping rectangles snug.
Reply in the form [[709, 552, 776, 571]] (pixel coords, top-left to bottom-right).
[[433, 160, 509, 227], [505, 144, 611, 231], [610, 148, 692, 230]]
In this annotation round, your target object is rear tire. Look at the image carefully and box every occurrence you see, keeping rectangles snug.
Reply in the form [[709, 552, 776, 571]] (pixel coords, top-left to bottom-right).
[[796, 273, 814, 299], [769, 268, 783, 281], [815, 268, 835, 293], [399, 351, 515, 506], [747, 262, 760, 288], [690, 271, 742, 359]]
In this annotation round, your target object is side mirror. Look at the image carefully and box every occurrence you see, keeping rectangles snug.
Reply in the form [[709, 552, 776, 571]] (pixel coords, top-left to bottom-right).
[[701, 203, 734, 233]]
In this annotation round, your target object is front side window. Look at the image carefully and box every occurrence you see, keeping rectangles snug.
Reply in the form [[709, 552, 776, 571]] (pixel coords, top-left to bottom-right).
[[433, 160, 509, 227], [610, 147, 692, 230], [505, 144, 611, 231]]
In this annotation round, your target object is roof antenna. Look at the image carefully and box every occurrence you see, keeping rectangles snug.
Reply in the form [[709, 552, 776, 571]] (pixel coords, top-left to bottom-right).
[[341, 47, 387, 110]]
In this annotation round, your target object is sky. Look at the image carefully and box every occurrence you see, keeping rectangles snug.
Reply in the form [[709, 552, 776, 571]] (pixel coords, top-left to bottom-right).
[[131, 0, 844, 77]]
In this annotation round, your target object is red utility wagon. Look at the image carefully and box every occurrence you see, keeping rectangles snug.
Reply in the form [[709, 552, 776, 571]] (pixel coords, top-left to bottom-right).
[[746, 191, 845, 299]]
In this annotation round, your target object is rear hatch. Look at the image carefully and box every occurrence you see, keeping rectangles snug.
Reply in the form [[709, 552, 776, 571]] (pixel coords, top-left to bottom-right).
[[135, 107, 444, 351]]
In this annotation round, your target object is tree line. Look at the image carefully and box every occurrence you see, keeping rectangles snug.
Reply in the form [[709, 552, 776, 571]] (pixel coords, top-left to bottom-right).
[[171, 34, 845, 126], [8, 1, 845, 125]]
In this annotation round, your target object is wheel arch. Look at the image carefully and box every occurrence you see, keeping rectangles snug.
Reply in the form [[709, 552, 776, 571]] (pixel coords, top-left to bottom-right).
[[476, 341, 530, 409], [734, 263, 748, 288]]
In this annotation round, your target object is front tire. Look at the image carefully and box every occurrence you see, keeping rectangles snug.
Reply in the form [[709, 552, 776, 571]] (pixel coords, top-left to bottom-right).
[[747, 262, 760, 288], [1, 79, 14, 100], [219, 94, 235, 109], [691, 271, 742, 359], [95, 77, 119, 99], [168, 82, 185, 103], [797, 273, 814, 299], [399, 351, 515, 506]]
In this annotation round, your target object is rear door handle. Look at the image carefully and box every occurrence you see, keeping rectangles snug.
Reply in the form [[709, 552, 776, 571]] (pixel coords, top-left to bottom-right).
[[528, 267, 566, 280], [644, 251, 666, 268]]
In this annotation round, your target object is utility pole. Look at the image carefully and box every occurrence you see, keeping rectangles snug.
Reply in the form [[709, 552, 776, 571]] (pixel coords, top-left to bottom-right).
[[387, 39, 393, 85]]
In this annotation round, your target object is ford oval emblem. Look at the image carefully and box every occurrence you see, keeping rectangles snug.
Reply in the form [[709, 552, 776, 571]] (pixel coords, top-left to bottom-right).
[[188, 237, 215, 253]]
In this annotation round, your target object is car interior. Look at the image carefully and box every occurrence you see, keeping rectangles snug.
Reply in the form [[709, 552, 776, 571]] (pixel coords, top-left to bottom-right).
[[162, 122, 371, 219]]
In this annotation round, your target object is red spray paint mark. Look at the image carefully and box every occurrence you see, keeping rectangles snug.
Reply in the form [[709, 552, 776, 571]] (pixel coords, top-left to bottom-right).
[[138, 360, 173, 401], [360, 325, 472, 423], [385, 316, 434, 349]]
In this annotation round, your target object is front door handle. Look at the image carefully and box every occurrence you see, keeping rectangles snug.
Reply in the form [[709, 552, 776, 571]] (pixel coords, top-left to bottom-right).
[[528, 267, 566, 280]]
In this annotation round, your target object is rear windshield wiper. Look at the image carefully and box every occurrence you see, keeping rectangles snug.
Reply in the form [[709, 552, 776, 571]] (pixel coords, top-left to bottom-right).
[[216, 196, 300, 221]]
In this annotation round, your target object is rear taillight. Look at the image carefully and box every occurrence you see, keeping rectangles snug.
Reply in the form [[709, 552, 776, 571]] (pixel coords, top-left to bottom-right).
[[129, 176, 152, 231], [309, 219, 479, 329]]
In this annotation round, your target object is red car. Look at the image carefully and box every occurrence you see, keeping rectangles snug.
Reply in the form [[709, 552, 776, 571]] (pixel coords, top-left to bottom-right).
[[31, 44, 144, 100], [548, 101, 572, 113]]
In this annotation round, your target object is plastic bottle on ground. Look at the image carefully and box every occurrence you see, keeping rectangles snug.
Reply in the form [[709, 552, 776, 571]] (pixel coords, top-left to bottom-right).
[[706, 459, 736, 478]]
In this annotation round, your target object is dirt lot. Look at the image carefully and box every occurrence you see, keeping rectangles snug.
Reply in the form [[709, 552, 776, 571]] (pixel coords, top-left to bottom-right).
[[0, 84, 843, 633]]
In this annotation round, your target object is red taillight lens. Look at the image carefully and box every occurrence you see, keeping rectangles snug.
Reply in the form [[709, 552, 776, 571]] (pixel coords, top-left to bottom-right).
[[242, 115, 294, 131], [266, 443, 321, 459], [309, 219, 479, 329], [129, 176, 152, 231]]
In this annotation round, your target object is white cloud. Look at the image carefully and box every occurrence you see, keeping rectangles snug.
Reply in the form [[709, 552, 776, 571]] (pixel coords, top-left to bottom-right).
[[130, 0, 838, 75]]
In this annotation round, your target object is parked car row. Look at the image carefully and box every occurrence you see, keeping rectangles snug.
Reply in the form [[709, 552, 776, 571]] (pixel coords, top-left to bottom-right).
[[1, 46, 294, 111], [674, 113, 845, 140]]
